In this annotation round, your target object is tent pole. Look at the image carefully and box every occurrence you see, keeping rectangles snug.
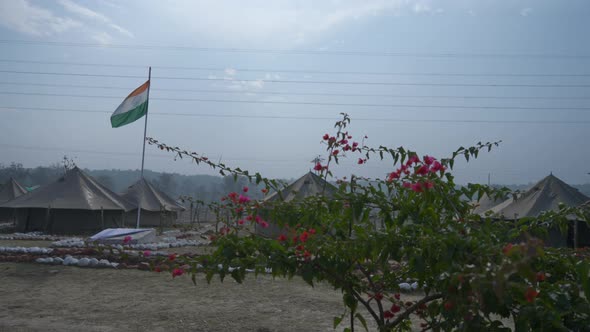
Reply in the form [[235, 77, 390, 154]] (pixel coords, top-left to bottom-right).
[[136, 66, 151, 229], [101, 206, 105, 229]]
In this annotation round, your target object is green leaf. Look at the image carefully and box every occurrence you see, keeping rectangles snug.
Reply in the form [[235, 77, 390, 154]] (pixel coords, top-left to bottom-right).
[[577, 261, 590, 301], [333, 315, 344, 329], [355, 313, 368, 332]]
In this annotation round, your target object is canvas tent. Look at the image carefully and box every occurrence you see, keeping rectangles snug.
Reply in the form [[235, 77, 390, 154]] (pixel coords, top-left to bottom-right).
[[120, 178, 185, 227], [492, 174, 589, 247], [89, 228, 156, 244], [0, 167, 134, 234], [0, 178, 28, 222], [258, 172, 337, 237]]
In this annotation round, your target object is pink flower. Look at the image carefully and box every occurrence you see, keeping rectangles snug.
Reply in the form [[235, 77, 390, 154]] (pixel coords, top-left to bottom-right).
[[278, 234, 287, 242], [237, 219, 244, 225], [238, 195, 250, 204], [172, 268, 184, 278], [246, 215, 253, 221], [260, 221, 269, 228], [340, 139, 348, 145], [143, 250, 151, 257], [411, 183, 423, 193], [332, 150, 339, 156], [423, 155, 435, 165], [416, 165, 429, 176], [123, 236, 132, 244], [402, 182, 412, 189], [168, 253, 177, 261], [407, 155, 420, 166], [343, 145, 351, 151], [431, 161, 445, 173], [313, 163, 323, 171], [424, 181, 434, 189], [242, 186, 249, 193], [387, 172, 400, 182], [309, 228, 316, 234], [255, 215, 262, 223], [299, 231, 309, 243]]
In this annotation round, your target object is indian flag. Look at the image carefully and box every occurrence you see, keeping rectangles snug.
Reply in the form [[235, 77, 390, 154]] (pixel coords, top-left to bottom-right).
[[110, 80, 150, 128]]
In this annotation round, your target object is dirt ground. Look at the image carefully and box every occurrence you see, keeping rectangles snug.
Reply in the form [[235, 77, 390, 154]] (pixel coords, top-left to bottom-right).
[[0, 263, 432, 332]]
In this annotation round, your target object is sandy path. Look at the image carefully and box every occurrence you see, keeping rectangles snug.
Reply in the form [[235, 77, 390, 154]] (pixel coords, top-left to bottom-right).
[[0, 263, 395, 332]]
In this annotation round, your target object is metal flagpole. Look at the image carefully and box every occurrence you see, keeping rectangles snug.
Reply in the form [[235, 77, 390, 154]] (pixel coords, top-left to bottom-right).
[[136, 66, 151, 229]]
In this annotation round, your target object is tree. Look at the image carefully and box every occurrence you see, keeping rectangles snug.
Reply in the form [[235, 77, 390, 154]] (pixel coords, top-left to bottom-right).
[[147, 114, 590, 331]]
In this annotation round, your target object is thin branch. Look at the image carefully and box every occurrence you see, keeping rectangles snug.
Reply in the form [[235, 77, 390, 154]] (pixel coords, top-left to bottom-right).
[[386, 293, 443, 329]]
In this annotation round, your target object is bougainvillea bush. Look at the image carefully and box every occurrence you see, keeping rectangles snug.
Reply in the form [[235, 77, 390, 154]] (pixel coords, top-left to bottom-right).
[[148, 114, 590, 331]]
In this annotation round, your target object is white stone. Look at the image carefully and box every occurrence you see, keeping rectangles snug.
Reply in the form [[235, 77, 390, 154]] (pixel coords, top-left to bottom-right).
[[89, 258, 99, 267], [78, 258, 90, 267]]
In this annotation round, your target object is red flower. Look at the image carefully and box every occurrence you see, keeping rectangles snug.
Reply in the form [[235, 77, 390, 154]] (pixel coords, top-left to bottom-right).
[[123, 236, 132, 244], [387, 171, 400, 182], [237, 219, 244, 225], [536, 272, 546, 282], [423, 155, 435, 165], [299, 231, 309, 243], [238, 195, 250, 204], [424, 181, 434, 189], [390, 304, 401, 313], [261, 188, 268, 194], [443, 301, 453, 311], [416, 165, 429, 176], [431, 161, 445, 173], [323, 133, 330, 140], [143, 250, 151, 257], [172, 268, 184, 278], [313, 163, 323, 171], [358, 158, 365, 165], [402, 182, 412, 189], [383, 310, 394, 319], [340, 139, 348, 145], [242, 186, 249, 192], [328, 137, 336, 144], [168, 254, 177, 261], [309, 228, 316, 234], [260, 221, 269, 228], [303, 250, 312, 259], [332, 150, 339, 156], [525, 287, 539, 302], [411, 183, 423, 193], [374, 293, 384, 301], [502, 243, 514, 255], [154, 266, 162, 273], [343, 144, 351, 151], [246, 215, 253, 221], [394, 293, 400, 300], [352, 142, 359, 148], [278, 234, 287, 242], [407, 155, 420, 165]]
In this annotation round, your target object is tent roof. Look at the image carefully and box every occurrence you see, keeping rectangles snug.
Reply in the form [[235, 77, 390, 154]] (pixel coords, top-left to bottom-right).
[[120, 178, 185, 212], [472, 193, 508, 215], [0, 178, 27, 203], [0, 167, 134, 211], [494, 174, 589, 219], [264, 171, 337, 203]]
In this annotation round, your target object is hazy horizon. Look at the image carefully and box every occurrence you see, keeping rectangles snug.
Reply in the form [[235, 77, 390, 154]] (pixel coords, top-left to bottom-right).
[[1, 0, 589, 185]]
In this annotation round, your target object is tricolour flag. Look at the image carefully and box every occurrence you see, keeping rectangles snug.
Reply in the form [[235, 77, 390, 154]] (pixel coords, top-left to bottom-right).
[[110, 80, 150, 128]]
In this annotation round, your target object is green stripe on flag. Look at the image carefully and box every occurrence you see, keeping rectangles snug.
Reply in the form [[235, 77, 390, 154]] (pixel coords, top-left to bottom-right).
[[110, 102, 148, 128]]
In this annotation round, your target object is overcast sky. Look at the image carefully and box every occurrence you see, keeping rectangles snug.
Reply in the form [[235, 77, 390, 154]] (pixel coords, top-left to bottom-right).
[[0, 0, 589, 185]]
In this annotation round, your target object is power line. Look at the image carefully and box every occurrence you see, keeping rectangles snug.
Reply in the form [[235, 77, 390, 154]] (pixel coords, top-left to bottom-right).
[[1, 40, 589, 59], [1, 106, 589, 124], [2, 58, 589, 77], [1, 91, 590, 110], [2, 70, 590, 88], [1, 81, 590, 101], [0, 143, 300, 163]]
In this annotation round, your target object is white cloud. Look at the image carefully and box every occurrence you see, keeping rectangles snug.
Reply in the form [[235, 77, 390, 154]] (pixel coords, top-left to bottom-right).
[[520, 7, 533, 17], [58, 0, 133, 37], [224, 68, 237, 76], [0, 0, 81, 36], [157, 0, 424, 47], [92, 31, 113, 45]]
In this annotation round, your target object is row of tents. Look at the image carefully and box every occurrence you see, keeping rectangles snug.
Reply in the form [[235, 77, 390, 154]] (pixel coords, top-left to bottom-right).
[[0, 167, 184, 234], [472, 173, 590, 247]]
